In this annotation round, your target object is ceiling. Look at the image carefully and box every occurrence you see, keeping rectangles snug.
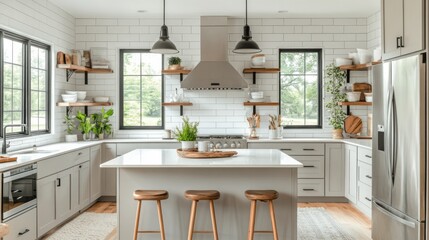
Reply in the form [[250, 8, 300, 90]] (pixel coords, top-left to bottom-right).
[[48, 0, 380, 19]]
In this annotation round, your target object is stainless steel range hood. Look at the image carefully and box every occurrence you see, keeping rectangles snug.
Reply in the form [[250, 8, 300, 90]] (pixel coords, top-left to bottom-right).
[[181, 16, 248, 90]]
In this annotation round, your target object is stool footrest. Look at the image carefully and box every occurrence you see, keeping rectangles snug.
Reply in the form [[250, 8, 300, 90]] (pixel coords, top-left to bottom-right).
[[138, 231, 161, 233], [254, 230, 274, 233], [193, 230, 213, 233]]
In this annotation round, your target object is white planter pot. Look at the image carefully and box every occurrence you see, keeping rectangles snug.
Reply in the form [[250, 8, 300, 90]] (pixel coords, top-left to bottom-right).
[[181, 141, 195, 150], [65, 134, 78, 142], [268, 130, 278, 139]]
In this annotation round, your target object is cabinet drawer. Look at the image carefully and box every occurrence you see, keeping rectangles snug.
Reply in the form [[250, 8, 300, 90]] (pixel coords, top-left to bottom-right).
[[358, 147, 372, 165], [38, 148, 90, 179], [3, 207, 36, 240], [294, 156, 324, 179], [248, 142, 324, 155], [358, 161, 372, 187], [298, 179, 324, 196], [358, 182, 372, 209]]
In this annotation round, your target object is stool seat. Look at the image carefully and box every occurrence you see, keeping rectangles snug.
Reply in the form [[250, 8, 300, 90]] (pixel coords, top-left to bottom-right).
[[133, 190, 169, 200], [245, 190, 279, 201], [185, 190, 220, 200]]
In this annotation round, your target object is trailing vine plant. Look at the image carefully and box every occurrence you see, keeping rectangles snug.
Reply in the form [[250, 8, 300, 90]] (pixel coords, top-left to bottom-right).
[[325, 63, 347, 129]]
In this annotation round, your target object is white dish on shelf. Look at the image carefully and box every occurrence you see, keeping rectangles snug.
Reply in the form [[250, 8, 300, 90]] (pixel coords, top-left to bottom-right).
[[78, 99, 92, 103], [61, 94, 77, 103], [346, 92, 361, 102], [65, 91, 86, 100], [93, 97, 109, 103], [249, 98, 265, 103], [335, 58, 352, 66]]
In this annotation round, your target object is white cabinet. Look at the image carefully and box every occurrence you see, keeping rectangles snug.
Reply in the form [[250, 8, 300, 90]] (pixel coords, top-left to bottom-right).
[[90, 145, 102, 202], [101, 144, 117, 197], [382, 0, 425, 59], [325, 143, 345, 197], [356, 147, 373, 217], [76, 161, 90, 210], [344, 144, 358, 203], [3, 207, 37, 240]]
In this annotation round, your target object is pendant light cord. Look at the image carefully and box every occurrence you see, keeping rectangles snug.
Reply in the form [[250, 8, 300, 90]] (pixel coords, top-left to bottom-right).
[[163, 0, 166, 25], [245, 0, 248, 25]]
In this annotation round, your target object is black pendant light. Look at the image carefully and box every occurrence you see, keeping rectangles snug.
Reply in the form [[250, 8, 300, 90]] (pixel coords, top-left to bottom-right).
[[233, 0, 261, 54], [150, 0, 179, 54]]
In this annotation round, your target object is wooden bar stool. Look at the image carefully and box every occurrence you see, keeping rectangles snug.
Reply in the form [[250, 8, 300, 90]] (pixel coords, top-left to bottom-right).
[[133, 190, 169, 240], [185, 190, 220, 240], [245, 190, 279, 240]]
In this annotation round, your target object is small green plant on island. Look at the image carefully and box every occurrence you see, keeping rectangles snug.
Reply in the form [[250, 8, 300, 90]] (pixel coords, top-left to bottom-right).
[[173, 116, 199, 142], [325, 63, 347, 130]]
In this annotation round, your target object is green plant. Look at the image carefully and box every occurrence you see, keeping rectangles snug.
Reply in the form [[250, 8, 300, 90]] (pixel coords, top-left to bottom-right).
[[91, 107, 114, 137], [325, 63, 347, 129], [173, 116, 199, 142], [76, 111, 95, 134], [63, 114, 76, 135], [168, 56, 181, 66]]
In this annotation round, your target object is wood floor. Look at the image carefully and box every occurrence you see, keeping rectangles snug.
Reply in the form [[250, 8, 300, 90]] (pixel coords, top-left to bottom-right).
[[85, 201, 371, 240]]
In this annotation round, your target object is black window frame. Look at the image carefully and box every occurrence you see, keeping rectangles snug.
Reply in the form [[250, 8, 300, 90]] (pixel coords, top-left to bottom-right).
[[278, 48, 323, 129], [0, 29, 51, 138], [119, 49, 165, 130]]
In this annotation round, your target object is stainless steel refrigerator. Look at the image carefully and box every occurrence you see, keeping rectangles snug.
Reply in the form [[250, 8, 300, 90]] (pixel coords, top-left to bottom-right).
[[372, 53, 426, 240]]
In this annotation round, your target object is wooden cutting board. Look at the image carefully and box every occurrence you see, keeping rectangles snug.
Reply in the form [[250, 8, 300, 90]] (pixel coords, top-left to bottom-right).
[[0, 156, 17, 163], [344, 114, 363, 135], [352, 83, 372, 101], [177, 149, 238, 159]]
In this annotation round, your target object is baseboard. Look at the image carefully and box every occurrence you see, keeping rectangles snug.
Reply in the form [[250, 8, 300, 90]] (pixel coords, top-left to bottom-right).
[[298, 196, 349, 203], [99, 196, 117, 202]]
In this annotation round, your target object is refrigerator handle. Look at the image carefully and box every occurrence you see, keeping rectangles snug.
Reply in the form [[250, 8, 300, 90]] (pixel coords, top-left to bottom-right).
[[374, 201, 416, 228], [386, 86, 394, 183], [392, 89, 398, 183]]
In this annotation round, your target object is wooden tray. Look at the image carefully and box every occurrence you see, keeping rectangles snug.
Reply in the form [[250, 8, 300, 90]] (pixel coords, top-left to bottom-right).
[[177, 149, 238, 159], [0, 156, 17, 163]]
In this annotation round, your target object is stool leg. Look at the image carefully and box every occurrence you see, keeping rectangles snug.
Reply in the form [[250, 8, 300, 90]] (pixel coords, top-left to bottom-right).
[[268, 200, 279, 240], [187, 200, 198, 240], [133, 200, 142, 240], [209, 200, 219, 240], [247, 200, 257, 240], [157, 200, 166, 240]]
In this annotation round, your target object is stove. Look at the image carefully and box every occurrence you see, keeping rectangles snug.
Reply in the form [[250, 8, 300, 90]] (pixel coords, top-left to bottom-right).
[[197, 135, 247, 149]]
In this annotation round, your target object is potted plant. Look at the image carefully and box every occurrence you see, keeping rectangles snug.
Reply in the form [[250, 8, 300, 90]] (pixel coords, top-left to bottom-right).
[[76, 111, 95, 141], [91, 107, 114, 140], [173, 116, 199, 150], [325, 63, 347, 139], [63, 112, 78, 142], [168, 57, 182, 70]]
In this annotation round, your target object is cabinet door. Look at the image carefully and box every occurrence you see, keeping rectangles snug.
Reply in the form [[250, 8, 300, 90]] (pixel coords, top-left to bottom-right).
[[90, 145, 102, 202], [78, 161, 91, 209], [345, 144, 358, 203], [402, 0, 425, 55], [37, 174, 57, 237], [4, 207, 37, 240], [102, 144, 117, 196], [55, 169, 73, 223], [325, 143, 345, 197], [382, 0, 403, 59]]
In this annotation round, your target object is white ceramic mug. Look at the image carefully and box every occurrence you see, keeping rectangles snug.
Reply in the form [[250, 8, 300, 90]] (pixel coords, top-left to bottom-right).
[[198, 141, 209, 152], [163, 129, 172, 139]]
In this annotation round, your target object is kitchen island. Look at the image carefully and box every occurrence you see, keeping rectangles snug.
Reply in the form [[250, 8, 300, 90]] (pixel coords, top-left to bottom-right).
[[101, 149, 303, 240]]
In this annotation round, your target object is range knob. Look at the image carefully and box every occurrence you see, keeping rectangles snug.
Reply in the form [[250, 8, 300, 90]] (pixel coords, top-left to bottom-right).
[[230, 142, 236, 148], [223, 143, 229, 148], [236, 142, 241, 148], [215, 142, 222, 149]]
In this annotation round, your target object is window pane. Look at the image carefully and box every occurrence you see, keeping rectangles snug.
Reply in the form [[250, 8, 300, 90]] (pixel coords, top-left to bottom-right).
[[31, 46, 39, 68], [12, 65, 23, 89], [4, 63, 12, 88], [3, 38, 12, 63], [12, 41, 23, 64], [39, 70, 46, 91], [30, 45, 49, 132], [121, 50, 163, 128], [39, 48, 47, 69], [280, 50, 321, 128]]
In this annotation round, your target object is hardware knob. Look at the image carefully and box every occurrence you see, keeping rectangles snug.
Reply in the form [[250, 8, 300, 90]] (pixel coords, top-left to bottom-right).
[[230, 142, 236, 148]]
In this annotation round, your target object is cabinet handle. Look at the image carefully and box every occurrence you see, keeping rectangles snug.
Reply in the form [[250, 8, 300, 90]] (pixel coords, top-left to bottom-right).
[[302, 189, 315, 191], [396, 37, 401, 48], [281, 149, 292, 151], [79, 165, 82, 169], [78, 152, 83, 155], [15, 196, 23, 200], [303, 165, 315, 168], [11, 189, 22, 194], [57, 178, 61, 187], [365, 197, 372, 202], [364, 154, 372, 159], [18, 229, 30, 236], [400, 36, 404, 47], [303, 148, 315, 151], [365, 175, 372, 179]]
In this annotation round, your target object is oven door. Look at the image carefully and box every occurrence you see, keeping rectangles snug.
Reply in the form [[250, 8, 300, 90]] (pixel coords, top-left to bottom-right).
[[2, 169, 37, 221]]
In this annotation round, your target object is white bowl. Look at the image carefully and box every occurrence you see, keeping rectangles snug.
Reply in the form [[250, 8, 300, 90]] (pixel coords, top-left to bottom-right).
[[364, 92, 373, 102], [251, 54, 266, 67], [346, 92, 361, 102], [61, 94, 78, 103], [348, 52, 360, 65], [66, 91, 86, 100], [359, 54, 372, 64], [93, 97, 109, 103], [251, 91, 264, 99], [335, 58, 352, 67]]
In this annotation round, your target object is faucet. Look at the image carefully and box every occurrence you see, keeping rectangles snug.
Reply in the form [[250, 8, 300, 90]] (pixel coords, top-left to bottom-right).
[[2, 124, 27, 154]]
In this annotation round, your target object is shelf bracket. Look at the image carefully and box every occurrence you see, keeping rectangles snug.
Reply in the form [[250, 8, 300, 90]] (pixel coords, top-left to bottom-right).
[[180, 106, 184, 116], [252, 106, 256, 115], [84, 106, 88, 115], [252, 72, 256, 84], [346, 70, 351, 115], [84, 72, 88, 85], [66, 106, 73, 117], [180, 73, 184, 82], [66, 69, 76, 82]]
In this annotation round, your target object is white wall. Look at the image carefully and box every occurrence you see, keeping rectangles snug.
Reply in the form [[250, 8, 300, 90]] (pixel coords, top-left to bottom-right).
[[76, 16, 377, 138], [0, 0, 75, 150]]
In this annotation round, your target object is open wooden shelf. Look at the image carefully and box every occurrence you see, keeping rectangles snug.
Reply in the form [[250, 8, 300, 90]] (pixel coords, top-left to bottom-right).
[[338, 101, 372, 106], [339, 61, 382, 71], [243, 102, 279, 106], [243, 68, 280, 74], [57, 64, 113, 74], [57, 102, 113, 107], [162, 69, 191, 75], [162, 102, 193, 106]]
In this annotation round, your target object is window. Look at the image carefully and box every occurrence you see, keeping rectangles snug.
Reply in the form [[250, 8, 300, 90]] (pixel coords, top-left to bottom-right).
[[119, 49, 164, 129], [0, 30, 50, 137], [279, 49, 322, 128]]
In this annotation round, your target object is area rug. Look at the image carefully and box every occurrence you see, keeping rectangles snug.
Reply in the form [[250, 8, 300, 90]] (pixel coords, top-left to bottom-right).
[[45, 212, 117, 240], [298, 207, 353, 240]]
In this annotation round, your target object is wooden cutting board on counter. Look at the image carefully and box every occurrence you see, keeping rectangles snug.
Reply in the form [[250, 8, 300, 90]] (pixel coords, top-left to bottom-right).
[[344, 114, 363, 135], [0, 156, 17, 163]]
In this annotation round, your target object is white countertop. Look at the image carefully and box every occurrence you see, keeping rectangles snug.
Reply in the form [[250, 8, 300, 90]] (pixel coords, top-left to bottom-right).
[[100, 149, 303, 168]]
